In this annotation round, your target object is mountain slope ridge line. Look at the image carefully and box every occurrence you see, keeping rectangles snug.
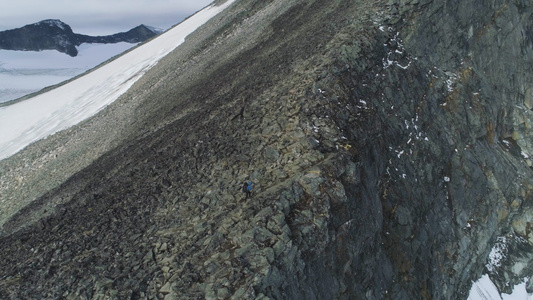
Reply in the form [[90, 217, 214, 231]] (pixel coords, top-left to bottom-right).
[[0, 0, 237, 239], [0, 0, 236, 162], [1, 0, 533, 299]]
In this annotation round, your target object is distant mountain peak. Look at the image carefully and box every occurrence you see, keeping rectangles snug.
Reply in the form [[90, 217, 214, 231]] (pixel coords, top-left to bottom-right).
[[0, 20, 160, 57], [36, 19, 68, 28], [142, 25, 165, 34]]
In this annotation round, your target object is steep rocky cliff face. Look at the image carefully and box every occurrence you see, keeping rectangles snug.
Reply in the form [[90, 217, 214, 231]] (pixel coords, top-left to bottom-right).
[[1, 0, 533, 299]]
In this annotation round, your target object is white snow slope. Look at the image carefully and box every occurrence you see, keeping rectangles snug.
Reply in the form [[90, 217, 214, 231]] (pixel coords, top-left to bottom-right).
[[0, 43, 136, 103], [468, 274, 531, 300], [0, 0, 235, 161]]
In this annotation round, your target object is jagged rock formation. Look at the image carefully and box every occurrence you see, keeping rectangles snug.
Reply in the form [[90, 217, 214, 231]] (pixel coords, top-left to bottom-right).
[[1, 0, 533, 299], [0, 19, 160, 56]]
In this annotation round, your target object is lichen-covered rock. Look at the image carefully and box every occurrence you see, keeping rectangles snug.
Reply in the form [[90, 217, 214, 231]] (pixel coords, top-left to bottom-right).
[[1, 0, 533, 299]]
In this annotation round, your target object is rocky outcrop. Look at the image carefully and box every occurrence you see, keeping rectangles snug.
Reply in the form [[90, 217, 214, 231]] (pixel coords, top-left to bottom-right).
[[0, 19, 160, 56], [1, 0, 533, 299], [77, 25, 162, 45]]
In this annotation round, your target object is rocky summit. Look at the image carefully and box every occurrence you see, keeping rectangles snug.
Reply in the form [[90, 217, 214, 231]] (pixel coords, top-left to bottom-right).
[[1, 0, 533, 299]]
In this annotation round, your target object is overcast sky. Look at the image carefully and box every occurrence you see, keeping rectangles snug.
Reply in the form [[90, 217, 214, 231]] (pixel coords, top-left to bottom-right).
[[0, 0, 214, 35]]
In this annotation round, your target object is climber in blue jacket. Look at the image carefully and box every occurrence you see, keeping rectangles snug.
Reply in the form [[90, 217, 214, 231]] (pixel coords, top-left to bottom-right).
[[242, 181, 253, 200]]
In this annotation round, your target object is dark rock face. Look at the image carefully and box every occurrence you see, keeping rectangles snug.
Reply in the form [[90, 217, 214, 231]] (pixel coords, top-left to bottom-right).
[[78, 25, 161, 45], [1, 0, 533, 299], [0, 19, 159, 56]]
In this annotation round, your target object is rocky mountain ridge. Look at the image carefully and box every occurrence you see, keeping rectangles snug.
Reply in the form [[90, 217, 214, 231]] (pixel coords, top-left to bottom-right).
[[0, 19, 160, 57], [1, 0, 533, 299]]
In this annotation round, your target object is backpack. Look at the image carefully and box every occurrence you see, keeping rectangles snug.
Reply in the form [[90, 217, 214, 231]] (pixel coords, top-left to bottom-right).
[[247, 182, 253, 191]]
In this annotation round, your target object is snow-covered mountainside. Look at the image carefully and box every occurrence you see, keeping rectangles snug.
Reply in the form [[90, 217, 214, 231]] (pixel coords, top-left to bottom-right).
[[1, 0, 533, 299], [0, 19, 159, 57], [0, 43, 136, 103]]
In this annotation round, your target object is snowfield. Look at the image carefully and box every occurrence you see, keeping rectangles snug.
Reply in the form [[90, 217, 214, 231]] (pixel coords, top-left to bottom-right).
[[468, 274, 531, 300], [0, 0, 235, 161], [0, 43, 136, 103]]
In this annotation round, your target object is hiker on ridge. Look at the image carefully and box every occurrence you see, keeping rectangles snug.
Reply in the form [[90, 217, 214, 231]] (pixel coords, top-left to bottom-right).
[[242, 181, 253, 200]]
